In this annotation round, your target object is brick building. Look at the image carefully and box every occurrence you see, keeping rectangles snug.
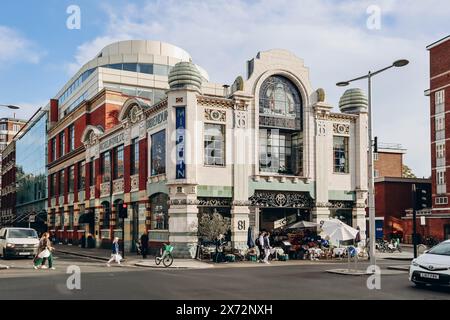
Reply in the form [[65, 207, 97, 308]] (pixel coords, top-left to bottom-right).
[[0, 141, 16, 226], [407, 35, 450, 242], [375, 177, 431, 241], [47, 40, 371, 257], [373, 143, 406, 178]]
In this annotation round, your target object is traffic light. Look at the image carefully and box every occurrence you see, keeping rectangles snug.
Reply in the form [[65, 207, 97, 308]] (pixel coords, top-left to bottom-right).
[[118, 203, 128, 219], [373, 136, 378, 153], [413, 184, 431, 211]]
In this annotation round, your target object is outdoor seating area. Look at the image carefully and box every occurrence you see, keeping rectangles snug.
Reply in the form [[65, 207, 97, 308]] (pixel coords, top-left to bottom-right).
[[196, 219, 367, 264]]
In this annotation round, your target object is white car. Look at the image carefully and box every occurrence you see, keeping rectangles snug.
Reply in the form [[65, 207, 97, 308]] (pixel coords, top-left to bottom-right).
[[0, 227, 40, 259], [409, 240, 450, 287]]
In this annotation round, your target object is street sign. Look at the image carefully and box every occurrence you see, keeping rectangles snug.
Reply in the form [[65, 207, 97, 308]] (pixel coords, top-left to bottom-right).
[[420, 216, 426, 226]]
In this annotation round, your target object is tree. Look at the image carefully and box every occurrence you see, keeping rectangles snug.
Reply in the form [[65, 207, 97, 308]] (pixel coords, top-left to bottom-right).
[[198, 210, 231, 243], [402, 164, 416, 178]]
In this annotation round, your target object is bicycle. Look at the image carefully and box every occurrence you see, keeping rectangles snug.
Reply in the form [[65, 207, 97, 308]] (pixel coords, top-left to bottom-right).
[[155, 243, 174, 267]]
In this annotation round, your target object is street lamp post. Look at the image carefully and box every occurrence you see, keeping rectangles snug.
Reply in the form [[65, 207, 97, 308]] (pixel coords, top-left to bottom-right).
[[0, 104, 20, 109], [337, 59, 409, 268]]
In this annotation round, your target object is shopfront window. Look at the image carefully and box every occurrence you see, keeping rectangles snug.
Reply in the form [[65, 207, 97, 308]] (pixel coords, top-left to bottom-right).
[[333, 136, 349, 173], [150, 193, 168, 230], [102, 202, 110, 229], [101, 151, 111, 183], [204, 124, 225, 166], [113, 145, 124, 179], [151, 130, 166, 176], [130, 138, 139, 175]]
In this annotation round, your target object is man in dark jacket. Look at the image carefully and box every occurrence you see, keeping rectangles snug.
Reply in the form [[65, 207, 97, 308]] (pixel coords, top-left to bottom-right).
[[140, 231, 149, 259]]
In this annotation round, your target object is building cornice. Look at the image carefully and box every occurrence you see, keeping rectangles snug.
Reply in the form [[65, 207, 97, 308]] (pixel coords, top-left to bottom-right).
[[197, 95, 234, 109]]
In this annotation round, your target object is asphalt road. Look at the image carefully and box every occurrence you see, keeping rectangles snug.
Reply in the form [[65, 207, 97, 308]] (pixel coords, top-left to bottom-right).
[[0, 253, 449, 300]]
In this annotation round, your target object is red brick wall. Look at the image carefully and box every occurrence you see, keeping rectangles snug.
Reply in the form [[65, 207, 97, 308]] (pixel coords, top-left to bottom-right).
[[139, 138, 148, 190], [430, 39, 450, 77], [374, 152, 403, 177], [403, 218, 450, 243]]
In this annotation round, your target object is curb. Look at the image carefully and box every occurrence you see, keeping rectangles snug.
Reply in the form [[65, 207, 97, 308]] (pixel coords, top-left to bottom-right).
[[326, 269, 371, 276], [387, 265, 410, 271], [382, 257, 413, 261], [134, 262, 214, 269], [56, 250, 109, 262]]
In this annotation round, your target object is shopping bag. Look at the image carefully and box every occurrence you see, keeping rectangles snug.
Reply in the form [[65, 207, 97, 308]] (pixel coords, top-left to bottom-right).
[[115, 254, 122, 263], [38, 249, 51, 259]]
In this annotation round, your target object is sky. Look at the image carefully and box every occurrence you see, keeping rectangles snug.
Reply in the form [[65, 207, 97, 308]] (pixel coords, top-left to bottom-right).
[[0, 0, 449, 178]]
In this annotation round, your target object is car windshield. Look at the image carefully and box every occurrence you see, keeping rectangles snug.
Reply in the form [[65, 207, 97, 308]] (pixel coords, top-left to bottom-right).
[[7, 229, 38, 239], [427, 242, 450, 256]]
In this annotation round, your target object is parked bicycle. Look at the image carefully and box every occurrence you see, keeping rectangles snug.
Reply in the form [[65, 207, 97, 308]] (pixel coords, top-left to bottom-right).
[[155, 243, 174, 267]]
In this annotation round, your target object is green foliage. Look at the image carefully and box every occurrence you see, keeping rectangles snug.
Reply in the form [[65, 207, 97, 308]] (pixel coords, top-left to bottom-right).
[[198, 211, 230, 242]]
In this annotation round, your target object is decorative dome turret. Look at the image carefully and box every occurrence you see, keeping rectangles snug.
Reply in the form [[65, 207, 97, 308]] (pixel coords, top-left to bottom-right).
[[338, 88, 368, 114], [168, 61, 202, 91]]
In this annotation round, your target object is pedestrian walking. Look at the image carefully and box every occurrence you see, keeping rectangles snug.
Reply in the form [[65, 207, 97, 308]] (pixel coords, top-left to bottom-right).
[[33, 232, 55, 270], [106, 237, 122, 267], [140, 231, 149, 259], [257, 231, 265, 262], [263, 232, 272, 264]]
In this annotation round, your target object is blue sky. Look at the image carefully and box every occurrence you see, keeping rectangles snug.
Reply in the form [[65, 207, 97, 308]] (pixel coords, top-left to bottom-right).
[[0, 0, 449, 177]]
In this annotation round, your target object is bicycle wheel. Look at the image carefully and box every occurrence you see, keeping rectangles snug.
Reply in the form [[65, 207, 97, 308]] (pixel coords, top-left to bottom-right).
[[163, 254, 174, 267], [155, 255, 161, 265]]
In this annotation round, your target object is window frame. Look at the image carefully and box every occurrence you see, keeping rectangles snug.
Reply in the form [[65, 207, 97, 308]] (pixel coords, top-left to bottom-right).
[[204, 123, 226, 167], [333, 136, 350, 174]]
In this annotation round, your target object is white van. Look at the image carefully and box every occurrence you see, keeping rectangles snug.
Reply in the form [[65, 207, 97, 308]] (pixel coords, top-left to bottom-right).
[[0, 228, 39, 259]]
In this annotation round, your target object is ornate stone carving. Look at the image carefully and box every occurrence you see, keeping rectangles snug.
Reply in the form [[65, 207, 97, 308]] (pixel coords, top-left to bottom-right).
[[317, 121, 326, 136], [168, 199, 201, 206], [234, 111, 247, 128], [333, 123, 350, 135], [90, 186, 95, 199], [232, 200, 252, 206], [100, 182, 110, 197], [329, 200, 354, 209], [197, 96, 234, 109], [197, 197, 232, 207], [130, 174, 139, 191], [112, 178, 124, 194], [129, 105, 140, 124], [249, 191, 313, 208], [205, 108, 226, 122], [354, 203, 367, 208]]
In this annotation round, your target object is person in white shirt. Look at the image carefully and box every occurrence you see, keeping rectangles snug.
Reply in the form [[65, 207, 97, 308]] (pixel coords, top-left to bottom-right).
[[258, 231, 265, 262]]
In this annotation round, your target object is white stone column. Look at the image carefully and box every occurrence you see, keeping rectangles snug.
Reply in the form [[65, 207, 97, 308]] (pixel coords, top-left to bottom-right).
[[231, 204, 250, 250], [168, 185, 199, 258]]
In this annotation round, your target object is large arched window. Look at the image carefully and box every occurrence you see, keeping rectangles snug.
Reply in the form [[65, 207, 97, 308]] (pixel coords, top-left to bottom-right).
[[259, 75, 302, 130], [259, 75, 303, 176]]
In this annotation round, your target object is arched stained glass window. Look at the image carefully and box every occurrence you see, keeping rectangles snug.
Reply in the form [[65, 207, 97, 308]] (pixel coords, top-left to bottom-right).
[[259, 75, 302, 130]]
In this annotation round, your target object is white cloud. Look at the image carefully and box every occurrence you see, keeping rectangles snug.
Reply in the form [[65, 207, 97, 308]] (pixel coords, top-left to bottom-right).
[[67, 0, 448, 177], [0, 26, 43, 65]]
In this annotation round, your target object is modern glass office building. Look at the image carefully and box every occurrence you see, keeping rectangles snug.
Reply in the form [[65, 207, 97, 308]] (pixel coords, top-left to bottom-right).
[[15, 109, 48, 230]]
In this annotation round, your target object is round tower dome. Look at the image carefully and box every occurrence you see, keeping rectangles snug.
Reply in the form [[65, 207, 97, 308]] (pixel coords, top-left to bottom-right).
[[338, 88, 368, 114], [168, 62, 202, 91]]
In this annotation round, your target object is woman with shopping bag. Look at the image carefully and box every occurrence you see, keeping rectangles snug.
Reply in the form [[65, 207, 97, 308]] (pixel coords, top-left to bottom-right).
[[106, 237, 122, 267], [33, 232, 55, 270]]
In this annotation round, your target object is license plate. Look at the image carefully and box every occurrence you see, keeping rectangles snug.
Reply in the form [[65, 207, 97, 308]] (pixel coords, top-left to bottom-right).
[[420, 272, 439, 279], [19, 252, 31, 256]]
